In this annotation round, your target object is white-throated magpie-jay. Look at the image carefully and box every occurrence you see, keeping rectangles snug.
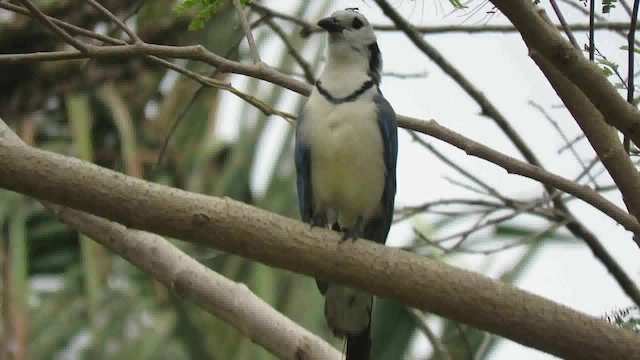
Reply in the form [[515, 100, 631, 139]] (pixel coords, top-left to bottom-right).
[[294, 8, 398, 360]]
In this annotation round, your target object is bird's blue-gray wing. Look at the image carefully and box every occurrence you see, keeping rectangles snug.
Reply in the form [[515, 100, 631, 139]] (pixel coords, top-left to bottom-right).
[[294, 107, 313, 223], [364, 93, 398, 244]]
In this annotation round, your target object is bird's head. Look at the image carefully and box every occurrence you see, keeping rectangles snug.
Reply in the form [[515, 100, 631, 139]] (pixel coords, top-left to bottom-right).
[[317, 9, 381, 82]]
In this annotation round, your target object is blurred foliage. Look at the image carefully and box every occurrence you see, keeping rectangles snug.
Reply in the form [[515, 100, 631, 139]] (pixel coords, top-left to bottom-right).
[[605, 306, 640, 333], [0, 1, 589, 360], [175, 0, 253, 31]]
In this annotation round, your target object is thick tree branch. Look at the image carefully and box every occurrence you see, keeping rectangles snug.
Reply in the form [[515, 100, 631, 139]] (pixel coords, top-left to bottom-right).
[[48, 205, 340, 360], [0, 121, 639, 359], [490, 0, 640, 149], [0, 119, 340, 360], [528, 15, 640, 230]]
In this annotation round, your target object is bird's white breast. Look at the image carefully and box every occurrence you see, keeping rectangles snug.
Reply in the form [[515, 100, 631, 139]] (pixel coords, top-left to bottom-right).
[[301, 91, 385, 229]]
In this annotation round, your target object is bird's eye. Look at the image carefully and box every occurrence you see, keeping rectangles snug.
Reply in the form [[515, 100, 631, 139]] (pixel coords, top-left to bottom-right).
[[352, 17, 364, 29]]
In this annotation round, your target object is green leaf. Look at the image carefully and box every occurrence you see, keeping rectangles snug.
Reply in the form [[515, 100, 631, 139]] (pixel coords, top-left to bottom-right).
[[603, 0, 617, 13], [620, 45, 640, 54], [448, 0, 467, 9], [175, 0, 253, 31]]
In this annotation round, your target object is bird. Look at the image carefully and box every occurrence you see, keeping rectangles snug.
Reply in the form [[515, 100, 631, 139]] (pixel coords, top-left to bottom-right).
[[294, 8, 398, 360]]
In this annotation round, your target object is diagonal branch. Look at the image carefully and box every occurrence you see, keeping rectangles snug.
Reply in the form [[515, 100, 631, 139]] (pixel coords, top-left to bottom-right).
[[86, 0, 141, 43], [0, 118, 639, 359], [401, 117, 640, 237], [18, 0, 88, 52], [373, 0, 541, 169], [233, 0, 261, 64], [530, 42, 640, 230], [265, 18, 315, 84], [491, 0, 640, 149], [0, 121, 340, 360], [549, 0, 580, 48]]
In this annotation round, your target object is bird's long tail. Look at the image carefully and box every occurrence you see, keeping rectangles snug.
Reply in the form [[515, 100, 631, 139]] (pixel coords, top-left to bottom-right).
[[346, 325, 371, 360], [323, 285, 373, 360]]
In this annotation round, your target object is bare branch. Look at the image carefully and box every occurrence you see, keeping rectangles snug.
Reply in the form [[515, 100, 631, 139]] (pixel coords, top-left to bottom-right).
[[401, 116, 640, 238], [86, 0, 141, 43], [18, 0, 88, 52], [625, 0, 640, 151], [374, 0, 541, 171], [528, 100, 597, 186], [409, 309, 452, 360], [234, 0, 261, 64], [249, 2, 315, 34], [265, 18, 315, 84], [409, 131, 507, 201], [549, 0, 580, 48], [0, 2, 120, 44]]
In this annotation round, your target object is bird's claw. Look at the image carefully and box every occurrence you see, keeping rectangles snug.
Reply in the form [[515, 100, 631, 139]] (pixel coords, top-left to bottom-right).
[[341, 227, 358, 241]]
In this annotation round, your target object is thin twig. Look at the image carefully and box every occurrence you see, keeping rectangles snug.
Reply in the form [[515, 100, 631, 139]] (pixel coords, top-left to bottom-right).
[[589, 0, 596, 60], [409, 309, 453, 360], [549, 0, 580, 48], [86, 0, 141, 43], [459, 220, 568, 255], [558, 0, 640, 47], [0, 2, 118, 44], [409, 130, 506, 201], [18, 0, 88, 52], [621, 0, 635, 17], [625, 0, 640, 152], [265, 18, 315, 83], [233, 0, 261, 64], [528, 101, 597, 186], [248, 2, 314, 34], [381, 70, 428, 79], [374, 0, 543, 180], [558, 133, 587, 154]]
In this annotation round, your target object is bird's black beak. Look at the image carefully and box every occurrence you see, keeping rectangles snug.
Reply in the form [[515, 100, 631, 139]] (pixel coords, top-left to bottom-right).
[[317, 17, 344, 33]]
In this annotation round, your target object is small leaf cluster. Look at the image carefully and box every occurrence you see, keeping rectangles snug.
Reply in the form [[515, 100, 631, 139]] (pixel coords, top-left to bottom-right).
[[175, 0, 252, 31], [603, 0, 617, 14]]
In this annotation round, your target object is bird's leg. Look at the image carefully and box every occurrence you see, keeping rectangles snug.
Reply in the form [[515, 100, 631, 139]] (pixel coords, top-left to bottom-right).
[[341, 216, 364, 241], [310, 213, 328, 229]]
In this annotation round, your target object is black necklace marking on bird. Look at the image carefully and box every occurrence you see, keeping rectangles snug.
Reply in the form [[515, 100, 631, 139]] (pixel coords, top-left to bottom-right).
[[315, 79, 377, 104]]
